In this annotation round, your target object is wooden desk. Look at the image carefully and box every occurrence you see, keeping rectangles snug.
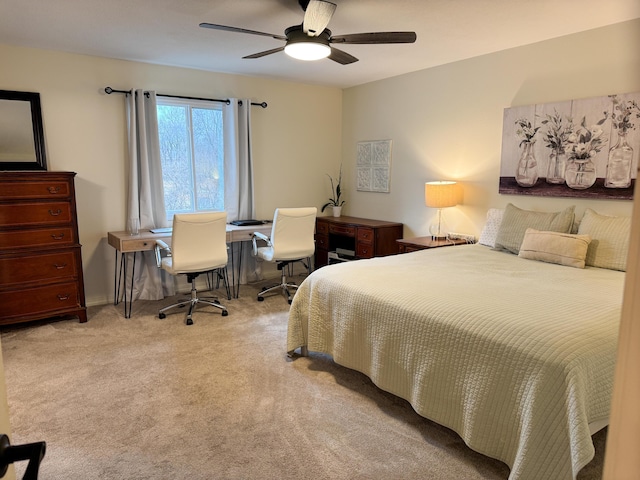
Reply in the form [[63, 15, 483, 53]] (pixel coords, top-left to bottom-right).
[[315, 215, 403, 268], [108, 224, 271, 317]]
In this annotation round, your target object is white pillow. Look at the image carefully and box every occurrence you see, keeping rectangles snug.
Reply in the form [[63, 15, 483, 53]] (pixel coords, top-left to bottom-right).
[[478, 208, 504, 248]]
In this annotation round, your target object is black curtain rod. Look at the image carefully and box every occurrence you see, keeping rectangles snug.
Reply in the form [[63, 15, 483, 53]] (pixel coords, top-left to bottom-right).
[[103, 87, 267, 108]]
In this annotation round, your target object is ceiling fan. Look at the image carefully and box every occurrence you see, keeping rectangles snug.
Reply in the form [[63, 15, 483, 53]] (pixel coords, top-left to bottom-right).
[[199, 0, 417, 65]]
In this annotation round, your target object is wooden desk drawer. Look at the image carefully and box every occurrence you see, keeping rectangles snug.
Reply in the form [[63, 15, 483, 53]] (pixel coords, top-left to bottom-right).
[[0, 180, 71, 200], [0, 227, 75, 250], [357, 227, 374, 244], [0, 202, 72, 227], [356, 243, 374, 258], [316, 221, 329, 235], [0, 251, 77, 287], [315, 233, 329, 250], [119, 237, 159, 252], [0, 281, 81, 319], [329, 224, 355, 237]]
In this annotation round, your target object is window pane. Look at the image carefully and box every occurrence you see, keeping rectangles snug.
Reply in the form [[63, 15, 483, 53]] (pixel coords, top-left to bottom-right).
[[157, 104, 194, 215], [192, 108, 224, 211]]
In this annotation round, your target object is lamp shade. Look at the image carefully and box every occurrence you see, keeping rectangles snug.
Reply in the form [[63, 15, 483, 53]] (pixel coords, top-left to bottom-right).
[[425, 181, 460, 208]]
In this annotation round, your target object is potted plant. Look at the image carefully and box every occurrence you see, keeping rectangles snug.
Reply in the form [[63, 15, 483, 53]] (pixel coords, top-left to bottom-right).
[[321, 167, 346, 217]]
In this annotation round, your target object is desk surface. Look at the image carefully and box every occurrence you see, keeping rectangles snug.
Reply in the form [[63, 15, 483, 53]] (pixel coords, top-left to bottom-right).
[[108, 224, 272, 253]]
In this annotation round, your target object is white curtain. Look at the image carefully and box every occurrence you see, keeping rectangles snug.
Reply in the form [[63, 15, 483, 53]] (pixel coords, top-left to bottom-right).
[[126, 89, 175, 300], [224, 99, 259, 283]]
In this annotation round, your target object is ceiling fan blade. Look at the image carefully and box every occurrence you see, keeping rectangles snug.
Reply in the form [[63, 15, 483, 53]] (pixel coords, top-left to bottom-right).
[[303, 0, 336, 37], [331, 32, 417, 44], [243, 47, 285, 59], [328, 47, 358, 65], [199, 23, 286, 41]]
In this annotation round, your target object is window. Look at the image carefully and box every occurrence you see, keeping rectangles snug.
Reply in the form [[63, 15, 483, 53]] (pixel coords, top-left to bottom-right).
[[156, 98, 224, 221]]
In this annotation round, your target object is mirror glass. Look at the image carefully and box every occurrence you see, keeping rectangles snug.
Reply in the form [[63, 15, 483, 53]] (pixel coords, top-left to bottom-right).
[[0, 90, 47, 171]]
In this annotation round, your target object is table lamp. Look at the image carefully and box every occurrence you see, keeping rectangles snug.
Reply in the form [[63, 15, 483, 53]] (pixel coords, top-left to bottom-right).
[[425, 181, 460, 240]]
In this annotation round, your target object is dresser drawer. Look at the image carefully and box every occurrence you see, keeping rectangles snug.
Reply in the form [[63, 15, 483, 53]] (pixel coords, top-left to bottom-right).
[[357, 227, 374, 244], [0, 226, 75, 250], [0, 281, 81, 319], [0, 250, 78, 287], [0, 202, 72, 227], [356, 243, 374, 258], [0, 179, 71, 200], [329, 223, 355, 237]]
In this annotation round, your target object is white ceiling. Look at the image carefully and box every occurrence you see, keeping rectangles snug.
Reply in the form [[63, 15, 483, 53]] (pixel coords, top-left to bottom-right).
[[1, 0, 639, 89]]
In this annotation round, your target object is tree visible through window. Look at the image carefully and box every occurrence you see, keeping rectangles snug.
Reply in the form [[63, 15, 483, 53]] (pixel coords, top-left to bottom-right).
[[157, 98, 224, 220]]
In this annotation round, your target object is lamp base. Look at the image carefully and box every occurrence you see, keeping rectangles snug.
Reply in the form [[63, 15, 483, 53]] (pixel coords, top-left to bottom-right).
[[431, 234, 447, 241]]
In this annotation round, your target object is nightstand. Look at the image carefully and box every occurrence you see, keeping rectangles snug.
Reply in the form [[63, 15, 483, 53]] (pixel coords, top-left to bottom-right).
[[396, 236, 469, 254]]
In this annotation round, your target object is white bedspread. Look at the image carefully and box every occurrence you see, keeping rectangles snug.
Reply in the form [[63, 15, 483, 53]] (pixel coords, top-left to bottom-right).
[[287, 244, 624, 480]]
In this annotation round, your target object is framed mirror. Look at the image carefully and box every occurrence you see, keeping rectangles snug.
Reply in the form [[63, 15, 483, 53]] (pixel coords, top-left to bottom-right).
[[0, 90, 47, 171]]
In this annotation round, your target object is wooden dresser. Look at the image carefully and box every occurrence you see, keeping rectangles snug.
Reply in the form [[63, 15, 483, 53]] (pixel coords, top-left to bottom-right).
[[0, 171, 87, 325], [315, 215, 403, 268]]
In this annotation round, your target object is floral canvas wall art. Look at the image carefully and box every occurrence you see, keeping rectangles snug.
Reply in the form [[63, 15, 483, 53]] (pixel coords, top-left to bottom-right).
[[499, 91, 640, 200]]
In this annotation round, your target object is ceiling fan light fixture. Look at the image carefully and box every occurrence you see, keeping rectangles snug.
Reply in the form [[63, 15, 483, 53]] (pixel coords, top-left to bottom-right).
[[283, 26, 331, 61], [284, 41, 330, 61]]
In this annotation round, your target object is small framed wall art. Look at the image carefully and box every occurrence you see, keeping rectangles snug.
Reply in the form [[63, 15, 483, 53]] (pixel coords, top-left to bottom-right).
[[357, 139, 392, 193]]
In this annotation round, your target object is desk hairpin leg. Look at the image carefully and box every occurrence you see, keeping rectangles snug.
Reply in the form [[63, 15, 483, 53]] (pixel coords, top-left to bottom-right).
[[114, 250, 136, 318], [235, 242, 244, 299], [123, 252, 136, 319]]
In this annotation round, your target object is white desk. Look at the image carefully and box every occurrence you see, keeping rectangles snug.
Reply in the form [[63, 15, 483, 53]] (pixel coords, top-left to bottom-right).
[[108, 224, 271, 317]]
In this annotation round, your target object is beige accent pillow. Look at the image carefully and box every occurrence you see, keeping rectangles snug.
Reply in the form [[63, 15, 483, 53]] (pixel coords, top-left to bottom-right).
[[518, 228, 591, 268], [493, 203, 576, 255], [577, 208, 631, 271]]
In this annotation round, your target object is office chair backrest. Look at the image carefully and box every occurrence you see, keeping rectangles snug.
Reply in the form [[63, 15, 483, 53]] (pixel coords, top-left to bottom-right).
[[170, 212, 228, 273], [270, 207, 317, 261]]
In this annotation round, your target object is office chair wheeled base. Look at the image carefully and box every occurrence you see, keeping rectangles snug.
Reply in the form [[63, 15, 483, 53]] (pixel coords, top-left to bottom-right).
[[257, 282, 299, 305], [257, 258, 310, 305], [158, 272, 228, 325]]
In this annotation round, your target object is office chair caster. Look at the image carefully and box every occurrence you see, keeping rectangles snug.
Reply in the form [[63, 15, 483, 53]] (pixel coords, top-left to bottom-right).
[[186, 316, 193, 326], [221, 310, 228, 316], [159, 312, 166, 319], [257, 296, 264, 302]]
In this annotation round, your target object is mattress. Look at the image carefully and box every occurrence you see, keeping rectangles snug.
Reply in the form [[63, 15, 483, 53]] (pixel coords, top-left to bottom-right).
[[287, 244, 624, 480]]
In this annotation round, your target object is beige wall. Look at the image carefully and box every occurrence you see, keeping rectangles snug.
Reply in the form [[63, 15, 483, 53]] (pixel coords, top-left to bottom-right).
[[0, 44, 343, 306], [342, 19, 640, 238], [2, 19, 639, 306]]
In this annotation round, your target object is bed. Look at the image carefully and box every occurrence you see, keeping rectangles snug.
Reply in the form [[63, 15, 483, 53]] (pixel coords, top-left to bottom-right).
[[287, 205, 629, 480]]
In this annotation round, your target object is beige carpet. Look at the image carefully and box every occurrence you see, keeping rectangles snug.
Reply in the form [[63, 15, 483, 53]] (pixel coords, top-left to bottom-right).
[[1, 281, 606, 479]]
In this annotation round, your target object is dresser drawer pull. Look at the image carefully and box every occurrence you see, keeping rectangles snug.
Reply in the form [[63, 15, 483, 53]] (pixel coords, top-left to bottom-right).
[[48, 209, 62, 216], [54, 263, 68, 270], [48, 186, 61, 194], [57, 294, 70, 301], [51, 233, 65, 240]]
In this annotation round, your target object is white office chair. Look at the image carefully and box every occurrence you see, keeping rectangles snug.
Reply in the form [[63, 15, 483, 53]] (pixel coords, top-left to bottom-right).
[[155, 212, 230, 325], [251, 207, 317, 304]]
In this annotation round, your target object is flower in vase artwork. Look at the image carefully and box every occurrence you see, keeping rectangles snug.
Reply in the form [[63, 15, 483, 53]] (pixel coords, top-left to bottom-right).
[[605, 95, 640, 188], [540, 110, 574, 184], [564, 116, 607, 190], [514, 117, 540, 187], [609, 95, 640, 133]]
